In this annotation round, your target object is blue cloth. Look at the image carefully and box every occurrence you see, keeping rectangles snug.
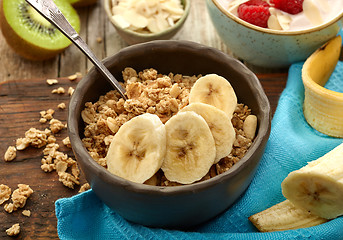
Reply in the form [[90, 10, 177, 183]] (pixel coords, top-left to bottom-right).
[[55, 61, 343, 239]]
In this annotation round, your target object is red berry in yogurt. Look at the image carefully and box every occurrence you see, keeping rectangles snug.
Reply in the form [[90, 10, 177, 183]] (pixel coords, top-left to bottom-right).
[[237, 0, 271, 28], [271, 0, 304, 14]]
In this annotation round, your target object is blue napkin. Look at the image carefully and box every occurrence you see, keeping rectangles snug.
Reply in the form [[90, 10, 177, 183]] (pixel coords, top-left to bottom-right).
[[56, 62, 343, 239]]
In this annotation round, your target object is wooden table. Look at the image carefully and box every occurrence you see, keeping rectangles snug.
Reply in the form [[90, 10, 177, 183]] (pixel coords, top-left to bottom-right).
[[0, 0, 288, 239]]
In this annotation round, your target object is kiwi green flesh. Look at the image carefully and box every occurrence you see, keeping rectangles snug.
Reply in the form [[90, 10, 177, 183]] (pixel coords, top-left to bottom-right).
[[3, 0, 80, 50], [68, 0, 97, 7]]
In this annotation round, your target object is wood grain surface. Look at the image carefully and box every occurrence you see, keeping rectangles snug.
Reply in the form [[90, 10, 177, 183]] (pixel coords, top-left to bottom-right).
[[0, 77, 86, 239]]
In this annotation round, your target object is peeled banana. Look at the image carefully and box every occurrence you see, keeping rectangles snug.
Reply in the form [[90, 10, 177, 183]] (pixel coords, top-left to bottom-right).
[[161, 111, 216, 184], [188, 74, 237, 117], [282, 142, 343, 219], [180, 102, 235, 163], [249, 200, 328, 232], [302, 35, 343, 138], [106, 113, 166, 184]]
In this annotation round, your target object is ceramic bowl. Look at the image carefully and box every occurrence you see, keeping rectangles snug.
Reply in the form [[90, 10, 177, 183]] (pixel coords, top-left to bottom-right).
[[104, 0, 190, 45], [206, 0, 343, 68], [68, 40, 271, 228]]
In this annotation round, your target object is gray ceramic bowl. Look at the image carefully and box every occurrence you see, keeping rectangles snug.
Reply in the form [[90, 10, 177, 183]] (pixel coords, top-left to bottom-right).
[[206, 0, 343, 68], [68, 40, 271, 228], [104, 0, 190, 45]]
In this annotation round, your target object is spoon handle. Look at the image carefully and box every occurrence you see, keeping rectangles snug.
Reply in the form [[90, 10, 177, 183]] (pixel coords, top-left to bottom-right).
[[25, 0, 127, 100]]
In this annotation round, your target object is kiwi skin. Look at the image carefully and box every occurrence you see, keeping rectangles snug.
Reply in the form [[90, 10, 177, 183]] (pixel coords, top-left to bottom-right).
[[70, 0, 98, 8], [0, 0, 79, 61]]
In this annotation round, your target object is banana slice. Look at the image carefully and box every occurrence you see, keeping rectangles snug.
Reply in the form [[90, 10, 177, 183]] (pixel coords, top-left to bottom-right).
[[282, 143, 343, 219], [249, 200, 328, 232], [302, 35, 343, 138], [180, 103, 235, 163], [162, 111, 216, 184], [189, 74, 237, 117], [106, 113, 166, 184]]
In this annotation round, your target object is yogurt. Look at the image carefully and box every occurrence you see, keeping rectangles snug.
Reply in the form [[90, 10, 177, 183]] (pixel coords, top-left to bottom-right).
[[217, 0, 343, 31]]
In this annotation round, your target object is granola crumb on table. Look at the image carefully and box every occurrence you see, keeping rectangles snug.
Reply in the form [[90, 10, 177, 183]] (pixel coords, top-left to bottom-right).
[[4, 184, 33, 213], [4, 146, 16, 162], [0, 184, 11, 205], [6, 223, 20, 236], [22, 209, 31, 217], [79, 183, 91, 193], [51, 87, 66, 94], [81, 68, 256, 186]]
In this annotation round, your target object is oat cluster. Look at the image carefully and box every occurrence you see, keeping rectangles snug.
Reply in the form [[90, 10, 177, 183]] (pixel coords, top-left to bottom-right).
[[81, 68, 255, 186], [4, 184, 33, 213], [1, 184, 32, 236], [6, 223, 20, 236]]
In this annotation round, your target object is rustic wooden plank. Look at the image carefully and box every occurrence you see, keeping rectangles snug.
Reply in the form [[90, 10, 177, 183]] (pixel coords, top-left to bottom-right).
[[256, 73, 288, 114], [58, 6, 90, 77], [0, 77, 86, 239], [103, 1, 129, 56], [0, 34, 59, 82], [85, 0, 106, 71]]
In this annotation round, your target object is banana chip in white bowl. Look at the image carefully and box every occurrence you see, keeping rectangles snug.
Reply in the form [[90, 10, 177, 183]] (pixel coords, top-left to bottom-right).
[[104, 0, 190, 44]]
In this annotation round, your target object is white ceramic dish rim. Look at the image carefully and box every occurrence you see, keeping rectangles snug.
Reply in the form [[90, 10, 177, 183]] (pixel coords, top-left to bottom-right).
[[104, 0, 191, 38], [211, 0, 343, 36]]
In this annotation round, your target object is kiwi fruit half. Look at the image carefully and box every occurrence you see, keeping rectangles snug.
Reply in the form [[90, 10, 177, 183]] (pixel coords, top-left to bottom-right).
[[68, 0, 98, 8], [0, 0, 80, 60]]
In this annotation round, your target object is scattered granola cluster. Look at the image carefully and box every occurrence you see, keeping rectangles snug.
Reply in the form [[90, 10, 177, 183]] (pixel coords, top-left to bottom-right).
[[81, 68, 256, 186], [2, 73, 87, 237], [4, 184, 33, 213], [6, 223, 20, 237], [1, 184, 33, 236], [3, 73, 83, 190]]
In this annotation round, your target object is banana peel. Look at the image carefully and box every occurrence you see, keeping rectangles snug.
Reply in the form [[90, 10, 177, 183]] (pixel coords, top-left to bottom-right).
[[249, 200, 328, 232], [302, 36, 343, 138]]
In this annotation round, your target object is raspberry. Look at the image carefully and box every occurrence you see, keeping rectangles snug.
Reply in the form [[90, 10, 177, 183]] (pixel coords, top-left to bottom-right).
[[271, 0, 304, 14], [237, 0, 271, 28]]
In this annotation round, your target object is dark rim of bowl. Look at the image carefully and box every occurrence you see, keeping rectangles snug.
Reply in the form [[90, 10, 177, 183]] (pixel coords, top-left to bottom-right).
[[68, 40, 271, 196], [104, 0, 191, 37], [211, 0, 343, 36]]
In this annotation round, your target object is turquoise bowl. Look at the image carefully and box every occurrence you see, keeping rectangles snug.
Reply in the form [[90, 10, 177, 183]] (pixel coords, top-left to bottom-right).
[[206, 0, 343, 68]]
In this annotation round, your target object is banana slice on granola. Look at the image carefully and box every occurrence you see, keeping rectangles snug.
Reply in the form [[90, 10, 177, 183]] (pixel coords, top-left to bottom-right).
[[162, 111, 216, 184], [106, 113, 166, 184]]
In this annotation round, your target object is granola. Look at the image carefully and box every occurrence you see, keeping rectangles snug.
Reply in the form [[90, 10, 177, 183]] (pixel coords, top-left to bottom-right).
[[16, 128, 51, 150], [81, 68, 256, 186], [49, 119, 65, 134], [4, 146, 16, 162], [58, 102, 66, 110], [6, 223, 20, 236], [40, 109, 55, 123], [41, 142, 80, 189], [68, 87, 75, 96], [52, 87, 66, 94], [46, 79, 59, 85], [4, 184, 33, 213], [22, 210, 31, 217], [79, 183, 91, 193], [0, 184, 11, 205]]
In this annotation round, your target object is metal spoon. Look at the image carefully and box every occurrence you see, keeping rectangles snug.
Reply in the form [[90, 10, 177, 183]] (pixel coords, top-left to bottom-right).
[[25, 0, 127, 100]]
